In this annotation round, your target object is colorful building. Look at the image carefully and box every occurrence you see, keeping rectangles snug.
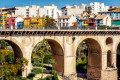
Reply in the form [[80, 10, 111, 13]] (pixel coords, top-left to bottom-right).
[[15, 17, 24, 29], [24, 17, 30, 28], [95, 15, 111, 26], [6, 17, 15, 29], [76, 16, 88, 29], [30, 17, 44, 29], [0, 14, 7, 28], [88, 17, 95, 29]]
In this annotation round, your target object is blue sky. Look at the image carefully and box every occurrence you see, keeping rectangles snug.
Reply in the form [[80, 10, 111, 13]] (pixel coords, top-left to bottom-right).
[[0, 0, 119, 9]]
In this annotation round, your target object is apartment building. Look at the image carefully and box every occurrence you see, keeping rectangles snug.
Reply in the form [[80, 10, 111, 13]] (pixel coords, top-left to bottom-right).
[[15, 5, 40, 17], [61, 5, 85, 16], [40, 4, 61, 19], [80, 2, 109, 13], [57, 16, 76, 28], [15, 4, 61, 19]]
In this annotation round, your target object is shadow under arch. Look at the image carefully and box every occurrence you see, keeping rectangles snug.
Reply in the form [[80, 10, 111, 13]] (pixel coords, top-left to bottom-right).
[[33, 39, 64, 75], [117, 42, 120, 78], [0, 39, 23, 75], [76, 38, 102, 79]]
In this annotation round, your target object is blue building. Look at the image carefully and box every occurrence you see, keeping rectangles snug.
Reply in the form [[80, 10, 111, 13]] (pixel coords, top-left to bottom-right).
[[98, 11, 120, 27], [76, 16, 88, 29]]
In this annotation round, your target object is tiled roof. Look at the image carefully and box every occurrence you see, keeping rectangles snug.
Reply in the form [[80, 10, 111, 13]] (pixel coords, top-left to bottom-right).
[[78, 16, 88, 20], [112, 19, 120, 21], [98, 11, 120, 13], [95, 15, 108, 19], [58, 16, 71, 19]]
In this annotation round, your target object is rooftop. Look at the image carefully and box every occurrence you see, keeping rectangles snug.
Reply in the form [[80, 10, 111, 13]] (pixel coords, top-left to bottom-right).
[[95, 15, 108, 19]]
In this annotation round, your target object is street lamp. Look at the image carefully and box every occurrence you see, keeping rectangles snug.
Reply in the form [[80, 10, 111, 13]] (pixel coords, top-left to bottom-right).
[[106, 17, 108, 30], [2, 62, 3, 80]]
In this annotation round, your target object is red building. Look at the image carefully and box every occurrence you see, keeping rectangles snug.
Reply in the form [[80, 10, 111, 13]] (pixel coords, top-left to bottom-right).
[[89, 17, 95, 29], [6, 17, 15, 29]]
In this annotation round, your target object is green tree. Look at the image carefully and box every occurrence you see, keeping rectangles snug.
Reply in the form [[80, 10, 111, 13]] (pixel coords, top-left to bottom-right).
[[44, 15, 55, 28], [35, 39, 50, 79], [86, 6, 92, 14]]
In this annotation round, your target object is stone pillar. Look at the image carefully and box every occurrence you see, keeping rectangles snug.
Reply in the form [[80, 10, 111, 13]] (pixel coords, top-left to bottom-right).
[[63, 37, 77, 80], [101, 52, 117, 80], [22, 45, 33, 77], [102, 53, 107, 70], [112, 53, 117, 68]]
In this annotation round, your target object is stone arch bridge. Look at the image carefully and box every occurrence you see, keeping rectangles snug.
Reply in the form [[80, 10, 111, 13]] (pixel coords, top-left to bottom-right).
[[0, 29, 120, 80]]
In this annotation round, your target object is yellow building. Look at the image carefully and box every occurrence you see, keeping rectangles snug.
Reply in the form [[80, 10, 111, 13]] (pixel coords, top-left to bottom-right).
[[0, 14, 7, 28], [24, 17, 31, 28], [30, 17, 44, 29], [83, 20, 88, 26]]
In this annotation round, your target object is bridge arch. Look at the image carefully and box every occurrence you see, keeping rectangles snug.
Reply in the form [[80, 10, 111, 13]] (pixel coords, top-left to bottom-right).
[[32, 37, 64, 75], [0, 38, 24, 58], [75, 37, 102, 79]]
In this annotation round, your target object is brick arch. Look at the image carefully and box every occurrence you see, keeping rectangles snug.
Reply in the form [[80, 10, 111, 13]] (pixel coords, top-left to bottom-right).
[[32, 37, 64, 75], [75, 37, 102, 79]]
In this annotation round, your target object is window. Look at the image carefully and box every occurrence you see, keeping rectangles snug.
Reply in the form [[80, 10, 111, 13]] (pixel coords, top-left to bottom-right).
[[63, 19, 65, 22]]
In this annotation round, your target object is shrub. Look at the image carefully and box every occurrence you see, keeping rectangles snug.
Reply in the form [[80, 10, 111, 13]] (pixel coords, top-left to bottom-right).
[[49, 70, 56, 75], [31, 68, 42, 74], [97, 25, 110, 29], [27, 72, 36, 79], [43, 55, 52, 63]]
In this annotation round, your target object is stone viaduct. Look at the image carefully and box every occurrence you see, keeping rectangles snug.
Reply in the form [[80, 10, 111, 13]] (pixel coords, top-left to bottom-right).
[[0, 29, 120, 80]]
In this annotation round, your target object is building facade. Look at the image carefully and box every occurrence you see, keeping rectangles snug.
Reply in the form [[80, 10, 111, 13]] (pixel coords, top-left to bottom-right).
[[15, 17, 24, 29], [95, 15, 111, 26], [30, 17, 44, 29], [98, 11, 120, 27], [80, 2, 109, 13], [15, 4, 61, 19], [61, 5, 85, 16], [6, 17, 15, 29], [0, 14, 7, 28], [57, 16, 76, 28], [24, 17, 30, 28]]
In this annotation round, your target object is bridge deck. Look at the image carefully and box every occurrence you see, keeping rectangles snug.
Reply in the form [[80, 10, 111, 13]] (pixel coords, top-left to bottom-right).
[[0, 29, 120, 36]]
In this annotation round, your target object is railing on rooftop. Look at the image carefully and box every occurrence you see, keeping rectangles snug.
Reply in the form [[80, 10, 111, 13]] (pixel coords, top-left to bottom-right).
[[0, 25, 120, 30]]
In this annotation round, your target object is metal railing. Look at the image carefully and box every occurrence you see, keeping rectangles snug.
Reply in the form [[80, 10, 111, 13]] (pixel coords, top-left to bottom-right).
[[0, 25, 120, 30]]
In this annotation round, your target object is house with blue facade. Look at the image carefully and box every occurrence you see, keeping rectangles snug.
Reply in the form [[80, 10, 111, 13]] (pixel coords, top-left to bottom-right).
[[98, 11, 120, 27], [15, 17, 24, 29], [76, 16, 88, 29]]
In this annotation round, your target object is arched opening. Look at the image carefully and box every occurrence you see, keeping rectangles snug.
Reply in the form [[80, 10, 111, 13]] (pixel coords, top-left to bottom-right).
[[31, 39, 64, 77], [0, 39, 24, 79], [117, 43, 120, 78], [76, 38, 102, 79], [107, 50, 112, 67], [106, 37, 113, 45]]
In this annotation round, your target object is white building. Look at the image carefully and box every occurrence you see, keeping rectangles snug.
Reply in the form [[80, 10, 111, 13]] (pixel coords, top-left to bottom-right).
[[15, 4, 61, 19], [57, 16, 77, 28], [80, 2, 109, 13], [40, 4, 61, 19], [15, 5, 40, 17], [61, 5, 85, 16]]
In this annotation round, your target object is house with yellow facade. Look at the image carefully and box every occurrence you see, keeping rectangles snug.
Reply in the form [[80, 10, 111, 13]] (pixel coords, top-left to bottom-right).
[[0, 14, 7, 28], [76, 16, 88, 29], [30, 17, 44, 29], [24, 17, 31, 28]]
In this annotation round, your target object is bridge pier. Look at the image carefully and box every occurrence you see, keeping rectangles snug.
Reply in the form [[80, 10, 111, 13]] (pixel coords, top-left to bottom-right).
[[21, 43, 33, 77], [101, 52, 117, 80], [63, 36, 77, 80]]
